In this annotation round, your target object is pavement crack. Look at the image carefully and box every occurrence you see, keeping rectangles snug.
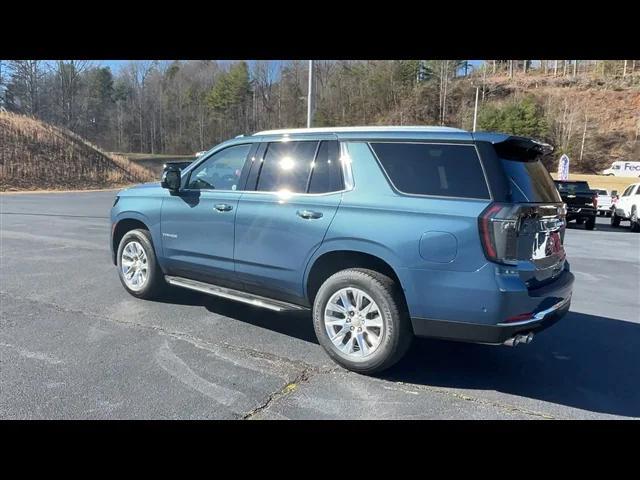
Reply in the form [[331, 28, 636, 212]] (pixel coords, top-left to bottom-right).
[[242, 367, 314, 420], [393, 381, 557, 419], [0, 290, 316, 375]]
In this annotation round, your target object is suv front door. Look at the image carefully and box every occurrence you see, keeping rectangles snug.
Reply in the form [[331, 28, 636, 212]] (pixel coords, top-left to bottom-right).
[[234, 139, 344, 303], [160, 143, 255, 283]]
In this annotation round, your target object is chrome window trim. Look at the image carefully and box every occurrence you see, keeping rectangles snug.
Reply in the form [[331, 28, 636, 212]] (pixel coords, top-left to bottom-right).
[[365, 141, 493, 202]]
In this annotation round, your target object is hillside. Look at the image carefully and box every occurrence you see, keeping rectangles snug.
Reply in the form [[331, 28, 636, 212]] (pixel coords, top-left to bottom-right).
[[0, 112, 155, 191], [477, 75, 640, 173]]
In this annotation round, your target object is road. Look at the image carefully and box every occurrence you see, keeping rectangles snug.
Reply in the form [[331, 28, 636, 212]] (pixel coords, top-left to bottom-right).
[[1, 190, 639, 419]]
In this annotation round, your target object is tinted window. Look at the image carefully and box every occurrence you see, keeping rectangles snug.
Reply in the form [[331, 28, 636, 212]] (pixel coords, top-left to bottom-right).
[[257, 141, 318, 193], [187, 144, 251, 190], [502, 160, 561, 202], [370, 143, 490, 199], [308, 141, 343, 193], [554, 181, 591, 194]]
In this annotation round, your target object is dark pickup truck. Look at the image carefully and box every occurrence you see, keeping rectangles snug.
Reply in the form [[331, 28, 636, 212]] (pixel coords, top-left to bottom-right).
[[554, 180, 597, 230]]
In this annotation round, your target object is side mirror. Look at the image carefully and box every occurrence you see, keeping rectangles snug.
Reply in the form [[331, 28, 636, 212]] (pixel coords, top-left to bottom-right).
[[161, 165, 181, 192]]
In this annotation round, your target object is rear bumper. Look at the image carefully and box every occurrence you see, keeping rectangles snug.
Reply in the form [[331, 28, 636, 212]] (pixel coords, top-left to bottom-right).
[[566, 207, 596, 220], [410, 270, 574, 344], [412, 295, 570, 344]]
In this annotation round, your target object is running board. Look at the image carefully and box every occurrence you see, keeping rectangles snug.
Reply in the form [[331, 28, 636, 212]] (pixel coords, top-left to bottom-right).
[[164, 275, 308, 312]]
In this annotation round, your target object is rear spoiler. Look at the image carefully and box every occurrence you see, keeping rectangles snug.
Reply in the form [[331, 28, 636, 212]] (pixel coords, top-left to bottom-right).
[[473, 132, 554, 161]]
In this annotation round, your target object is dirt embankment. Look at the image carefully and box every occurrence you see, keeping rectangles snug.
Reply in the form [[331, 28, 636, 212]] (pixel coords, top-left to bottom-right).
[[0, 112, 155, 192]]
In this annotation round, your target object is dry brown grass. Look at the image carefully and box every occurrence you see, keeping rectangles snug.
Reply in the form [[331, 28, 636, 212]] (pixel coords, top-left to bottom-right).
[[0, 111, 155, 191], [550, 172, 639, 193]]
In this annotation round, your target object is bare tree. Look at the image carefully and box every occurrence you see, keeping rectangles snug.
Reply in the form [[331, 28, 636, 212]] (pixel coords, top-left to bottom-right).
[[55, 60, 91, 127], [7, 60, 47, 115]]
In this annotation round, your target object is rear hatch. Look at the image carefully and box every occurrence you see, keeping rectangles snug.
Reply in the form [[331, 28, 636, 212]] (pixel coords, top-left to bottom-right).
[[477, 136, 567, 288]]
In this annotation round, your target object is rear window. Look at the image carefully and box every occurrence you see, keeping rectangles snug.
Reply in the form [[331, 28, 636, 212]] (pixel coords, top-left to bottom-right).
[[502, 160, 561, 203], [554, 181, 591, 194], [370, 142, 490, 199]]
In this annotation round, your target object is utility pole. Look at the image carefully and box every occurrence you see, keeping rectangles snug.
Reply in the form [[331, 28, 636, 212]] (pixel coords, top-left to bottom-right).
[[473, 87, 480, 132], [307, 60, 315, 128]]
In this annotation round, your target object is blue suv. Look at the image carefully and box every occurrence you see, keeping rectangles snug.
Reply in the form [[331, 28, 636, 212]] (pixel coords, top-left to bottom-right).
[[111, 127, 574, 374]]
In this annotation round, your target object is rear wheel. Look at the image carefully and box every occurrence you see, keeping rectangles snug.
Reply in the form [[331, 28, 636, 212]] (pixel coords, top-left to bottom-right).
[[585, 216, 596, 230], [313, 268, 413, 375], [117, 229, 166, 299], [611, 212, 621, 228]]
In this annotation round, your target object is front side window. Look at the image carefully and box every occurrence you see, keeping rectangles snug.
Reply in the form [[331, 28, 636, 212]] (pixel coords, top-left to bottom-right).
[[370, 142, 490, 199], [622, 186, 634, 197], [256, 141, 318, 193], [187, 144, 251, 190]]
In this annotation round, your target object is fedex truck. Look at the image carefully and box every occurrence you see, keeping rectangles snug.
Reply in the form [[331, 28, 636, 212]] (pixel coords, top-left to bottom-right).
[[602, 161, 640, 177]]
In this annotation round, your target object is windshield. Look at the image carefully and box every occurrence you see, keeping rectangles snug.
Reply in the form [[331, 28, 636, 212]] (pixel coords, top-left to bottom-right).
[[554, 181, 591, 194]]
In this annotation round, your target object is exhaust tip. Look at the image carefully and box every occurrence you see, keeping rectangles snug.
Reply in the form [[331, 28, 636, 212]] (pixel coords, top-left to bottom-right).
[[503, 333, 534, 347]]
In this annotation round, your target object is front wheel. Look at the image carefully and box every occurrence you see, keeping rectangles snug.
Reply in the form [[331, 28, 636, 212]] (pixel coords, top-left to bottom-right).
[[117, 229, 166, 299], [313, 268, 413, 375], [631, 208, 640, 233]]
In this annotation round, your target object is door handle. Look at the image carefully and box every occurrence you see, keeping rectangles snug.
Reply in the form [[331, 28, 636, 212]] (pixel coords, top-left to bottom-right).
[[297, 209, 323, 219], [214, 203, 233, 212]]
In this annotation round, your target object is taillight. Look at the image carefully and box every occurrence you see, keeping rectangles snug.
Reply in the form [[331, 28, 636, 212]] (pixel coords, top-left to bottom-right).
[[592, 194, 598, 209], [478, 203, 520, 265]]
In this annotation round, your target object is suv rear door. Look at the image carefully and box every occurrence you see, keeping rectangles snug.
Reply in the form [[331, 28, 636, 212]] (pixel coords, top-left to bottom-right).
[[234, 138, 343, 303]]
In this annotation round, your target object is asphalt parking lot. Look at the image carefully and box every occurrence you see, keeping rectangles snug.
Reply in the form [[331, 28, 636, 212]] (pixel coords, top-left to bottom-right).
[[1, 190, 639, 419]]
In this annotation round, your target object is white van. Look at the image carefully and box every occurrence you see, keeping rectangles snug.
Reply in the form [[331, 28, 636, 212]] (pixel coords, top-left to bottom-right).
[[602, 161, 640, 177]]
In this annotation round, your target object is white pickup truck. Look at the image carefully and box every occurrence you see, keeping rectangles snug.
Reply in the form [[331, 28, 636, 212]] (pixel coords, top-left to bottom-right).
[[595, 189, 614, 216], [611, 182, 640, 232]]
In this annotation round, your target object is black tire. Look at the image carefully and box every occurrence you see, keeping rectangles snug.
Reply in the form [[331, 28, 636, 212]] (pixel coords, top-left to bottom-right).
[[312, 268, 413, 375], [611, 212, 621, 228], [116, 228, 166, 299], [631, 208, 640, 233], [585, 216, 596, 230]]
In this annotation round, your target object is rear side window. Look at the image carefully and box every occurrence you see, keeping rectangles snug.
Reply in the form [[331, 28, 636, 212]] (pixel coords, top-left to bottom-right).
[[308, 141, 343, 193], [257, 141, 318, 193], [370, 143, 490, 199]]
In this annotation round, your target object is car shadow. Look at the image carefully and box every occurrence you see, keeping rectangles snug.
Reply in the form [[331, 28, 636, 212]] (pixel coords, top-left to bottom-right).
[[156, 286, 319, 344], [155, 287, 639, 418], [565, 217, 631, 234], [384, 311, 640, 418]]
